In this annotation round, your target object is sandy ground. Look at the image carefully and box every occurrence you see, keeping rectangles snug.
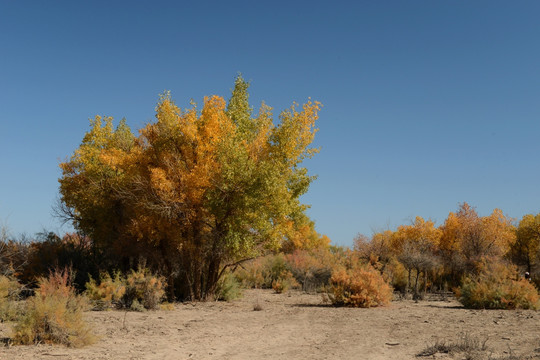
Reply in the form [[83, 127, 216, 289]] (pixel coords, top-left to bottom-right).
[[0, 289, 539, 360]]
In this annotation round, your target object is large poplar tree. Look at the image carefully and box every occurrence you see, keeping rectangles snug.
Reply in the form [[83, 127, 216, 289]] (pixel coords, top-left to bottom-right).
[[59, 76, 321, 300]]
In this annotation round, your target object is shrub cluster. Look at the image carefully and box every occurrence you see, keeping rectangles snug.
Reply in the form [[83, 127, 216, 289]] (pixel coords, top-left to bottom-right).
[[0, 275, 22, 321], [272, 270, 298, 294], [285, 250, 333, 292], [328, 265, 393, 308], [457, 260, 539, 310], [214, 271, 242, 301], [85, 271, 126, 310], [235, 254, 291, 290], [86, 267, 165, 311], [236, 251, 336, 293], [12, 269, 95, 347]]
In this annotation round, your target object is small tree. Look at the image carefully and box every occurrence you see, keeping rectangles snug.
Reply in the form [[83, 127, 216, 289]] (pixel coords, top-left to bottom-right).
[[511, 213, 540, 275], [398, 241, 439, 300]]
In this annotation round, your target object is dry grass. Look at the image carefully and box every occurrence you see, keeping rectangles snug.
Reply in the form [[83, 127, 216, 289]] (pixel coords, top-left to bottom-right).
[[417, 332, 488, 358], [417, 332, 540, 360]]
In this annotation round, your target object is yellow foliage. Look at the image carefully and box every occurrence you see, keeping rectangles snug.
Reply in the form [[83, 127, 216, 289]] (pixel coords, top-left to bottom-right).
[[457, 259, 539, 310], [59, 76, 322, 300]]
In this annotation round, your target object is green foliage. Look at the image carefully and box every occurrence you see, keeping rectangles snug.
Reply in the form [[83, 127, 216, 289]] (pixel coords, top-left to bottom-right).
[[13, 269, 94, 347], [457, 260, 539, 310], [328, 265, 393, 308], [215, 271, 242, 301]]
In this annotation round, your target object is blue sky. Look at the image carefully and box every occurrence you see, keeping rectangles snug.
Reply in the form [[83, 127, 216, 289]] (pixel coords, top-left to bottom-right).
[[1, 1, 539, 246]]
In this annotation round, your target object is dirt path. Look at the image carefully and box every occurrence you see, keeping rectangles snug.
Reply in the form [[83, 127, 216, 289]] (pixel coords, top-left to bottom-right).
[[0, 289, 539, 359]]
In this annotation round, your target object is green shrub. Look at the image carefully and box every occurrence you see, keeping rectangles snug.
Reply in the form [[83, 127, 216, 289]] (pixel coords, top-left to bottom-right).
[[457, 260, 539, 310], [13, 269, 94, 347], [215, 272, 242, 301], [328, 265, 393, 308]]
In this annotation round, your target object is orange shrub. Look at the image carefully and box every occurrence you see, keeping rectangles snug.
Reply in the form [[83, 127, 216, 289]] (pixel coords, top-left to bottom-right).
[[13, 269, 94, 347], [272, 270, 298, 294], [329, 265, 393, 308]]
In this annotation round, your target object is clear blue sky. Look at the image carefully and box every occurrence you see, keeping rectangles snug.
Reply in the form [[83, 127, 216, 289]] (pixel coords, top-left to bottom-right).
[[1, 1, 540, 246]]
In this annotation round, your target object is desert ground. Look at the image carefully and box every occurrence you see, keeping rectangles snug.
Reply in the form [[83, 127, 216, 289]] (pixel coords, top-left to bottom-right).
[[0, 289, 539, 360]]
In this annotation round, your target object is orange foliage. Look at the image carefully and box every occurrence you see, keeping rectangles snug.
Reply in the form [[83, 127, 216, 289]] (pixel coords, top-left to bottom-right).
[[329, 265, 393, 308]]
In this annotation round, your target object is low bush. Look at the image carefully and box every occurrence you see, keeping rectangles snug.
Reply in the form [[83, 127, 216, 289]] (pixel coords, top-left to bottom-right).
[[417, 332, 488, 358], [285, 249, 333, 292], [84, 267, 165, 310], [328, 265, 393, 308], [0, 275, 22, 321], [122, 267, 165, 310], [457, 260, 539, 310], [12, 269, 94, 347], [215, 271, 242, 301], [234, 258, 266, 289], [272, 270, 298, 294], [85, 271, 126, 310], [235, 254, 290, 289]]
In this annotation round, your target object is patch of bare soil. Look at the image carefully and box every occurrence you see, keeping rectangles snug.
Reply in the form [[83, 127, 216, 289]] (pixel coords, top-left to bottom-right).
[[0, 289, 539, 359]]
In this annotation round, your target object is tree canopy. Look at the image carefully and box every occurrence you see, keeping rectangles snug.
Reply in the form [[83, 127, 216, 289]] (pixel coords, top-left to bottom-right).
[[58, 75, 322, 300]]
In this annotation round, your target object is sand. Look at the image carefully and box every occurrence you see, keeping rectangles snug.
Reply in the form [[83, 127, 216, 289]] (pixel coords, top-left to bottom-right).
[[0, 289, 539, 359]]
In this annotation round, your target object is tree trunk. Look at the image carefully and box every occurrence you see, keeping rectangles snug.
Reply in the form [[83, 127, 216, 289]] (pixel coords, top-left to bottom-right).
[[413, 269, 421, 301]]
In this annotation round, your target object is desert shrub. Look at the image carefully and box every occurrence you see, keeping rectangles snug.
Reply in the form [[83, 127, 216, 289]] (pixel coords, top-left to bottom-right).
[[215, 271, 242, 301], [272, 270, 299, 294], [85, 267, 165, 310], [457, 260, 539, 310], [12, 269, 94, 347], [234, 258, 266, 288], [235, 254, 290, 289], [263, 254, 289, 287], [417, 332, 488, 358], [285, 249, 334, 292], [121, 267, 165, 310], [85, 271, 126, 310], [0, 275, 22, 321], [328, 265, 393, 308]]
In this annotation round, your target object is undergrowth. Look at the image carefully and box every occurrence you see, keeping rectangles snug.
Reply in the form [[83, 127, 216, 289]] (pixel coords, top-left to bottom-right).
[[12, 269, 95, 347]]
